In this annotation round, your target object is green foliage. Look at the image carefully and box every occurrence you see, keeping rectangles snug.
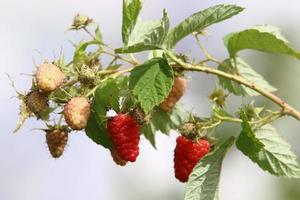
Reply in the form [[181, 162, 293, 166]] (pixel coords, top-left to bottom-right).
[[218, 57, 276, 96], [236, 111, 300, 178], [224, 25, 300, 59], [73, 40, 101, 66], [95, 26, 103, 43], [129, 57, 173, 113], [184, 137, 235, 200], [165, 4, 244, 49], [85, 79, 120, 149], [85, 113, 113, 149], [142, 105, 189, 148], [116, 10, 169, 53], [122, 0, 142, 45]]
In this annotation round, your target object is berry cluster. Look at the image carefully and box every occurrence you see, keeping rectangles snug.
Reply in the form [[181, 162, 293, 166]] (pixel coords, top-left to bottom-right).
[[12, 15, 210, 182]]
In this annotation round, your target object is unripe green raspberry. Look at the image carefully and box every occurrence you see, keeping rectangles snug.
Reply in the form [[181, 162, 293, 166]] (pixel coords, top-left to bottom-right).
[[64, 97, 91, 130], [25, 90, 49, 119], [46, 128, 68, 158], [36, 63, 65, 92]]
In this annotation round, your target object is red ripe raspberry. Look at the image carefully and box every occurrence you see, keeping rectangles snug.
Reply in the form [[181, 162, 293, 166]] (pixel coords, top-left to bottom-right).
[[64, 97, 91, 130], [174, 136, 211, 182], [107, 113, 140, 162], [160, 76, 187, 112]]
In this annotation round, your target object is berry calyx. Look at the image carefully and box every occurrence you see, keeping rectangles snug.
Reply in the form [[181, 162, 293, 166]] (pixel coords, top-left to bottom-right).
[[70, 14, 93, 30], [46, 128, 69, 158], [160, 76, 187, 112], [36, 63, 65, 92], [107, 113, 140, 162], [174, 136, 211, 182], [25, 90, 49, 119], [131, 106, 152, 126], [64, 97, 91, 130]]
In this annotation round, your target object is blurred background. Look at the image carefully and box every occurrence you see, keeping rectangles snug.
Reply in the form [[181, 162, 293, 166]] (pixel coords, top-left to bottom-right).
[[1, 0, 300, 199]]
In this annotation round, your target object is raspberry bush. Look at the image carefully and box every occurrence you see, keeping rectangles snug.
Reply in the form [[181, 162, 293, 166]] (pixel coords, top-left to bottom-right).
[[11, 1, 300, 199]]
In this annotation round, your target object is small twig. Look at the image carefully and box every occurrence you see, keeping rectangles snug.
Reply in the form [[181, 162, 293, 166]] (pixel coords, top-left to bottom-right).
[[102, 50, 138, 65], [166, 50, 300, 121], [85, 66, 135, 98], [83, 27, 97, 41]]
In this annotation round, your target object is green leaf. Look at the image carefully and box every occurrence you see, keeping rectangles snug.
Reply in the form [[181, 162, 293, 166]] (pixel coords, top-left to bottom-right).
[[236, 111, 265, 155], [218, 57, 276, 96], [85, 112, 113, 149], [95, 26, 103, 43], [73, 40, 101, 65], [141, 104, 189, 148], [106, 64, 122, 71], [236, 111, 300, 178], [184, 137, 235, 200], [93, 78, 120, 114], [116, 10, 169, 53], [129, 57, 173, 113], [224, 24, 300, 59], [165, 4, 244, 49], [122, 0, 142, 45], [85, 78, 120, 149]]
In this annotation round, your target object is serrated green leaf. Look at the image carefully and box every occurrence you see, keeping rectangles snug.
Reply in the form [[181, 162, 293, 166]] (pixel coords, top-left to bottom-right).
[[94, 78, 120, 114], [236, 111, 265, 154], [85, 112, 113, 149], [129, 57, 173, 113], [142, 122, 156, 148], [85, 78, 120, 149], [236, 111, 300, 178], [165, 4, 244, 49], [184, 137, 235, 200], [224, 24, 300, 59], [116, 10, 169, 53], [122, 0, 142, 45], [218, 57, 276, 96], [141, 104, 189, 148]]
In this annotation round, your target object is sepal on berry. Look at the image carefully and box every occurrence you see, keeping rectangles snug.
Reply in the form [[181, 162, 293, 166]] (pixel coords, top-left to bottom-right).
[[131, 106, 152, 126]]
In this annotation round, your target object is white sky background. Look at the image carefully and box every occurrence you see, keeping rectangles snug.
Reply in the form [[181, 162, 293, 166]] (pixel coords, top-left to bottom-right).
[[1, 0, 300, 200]]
